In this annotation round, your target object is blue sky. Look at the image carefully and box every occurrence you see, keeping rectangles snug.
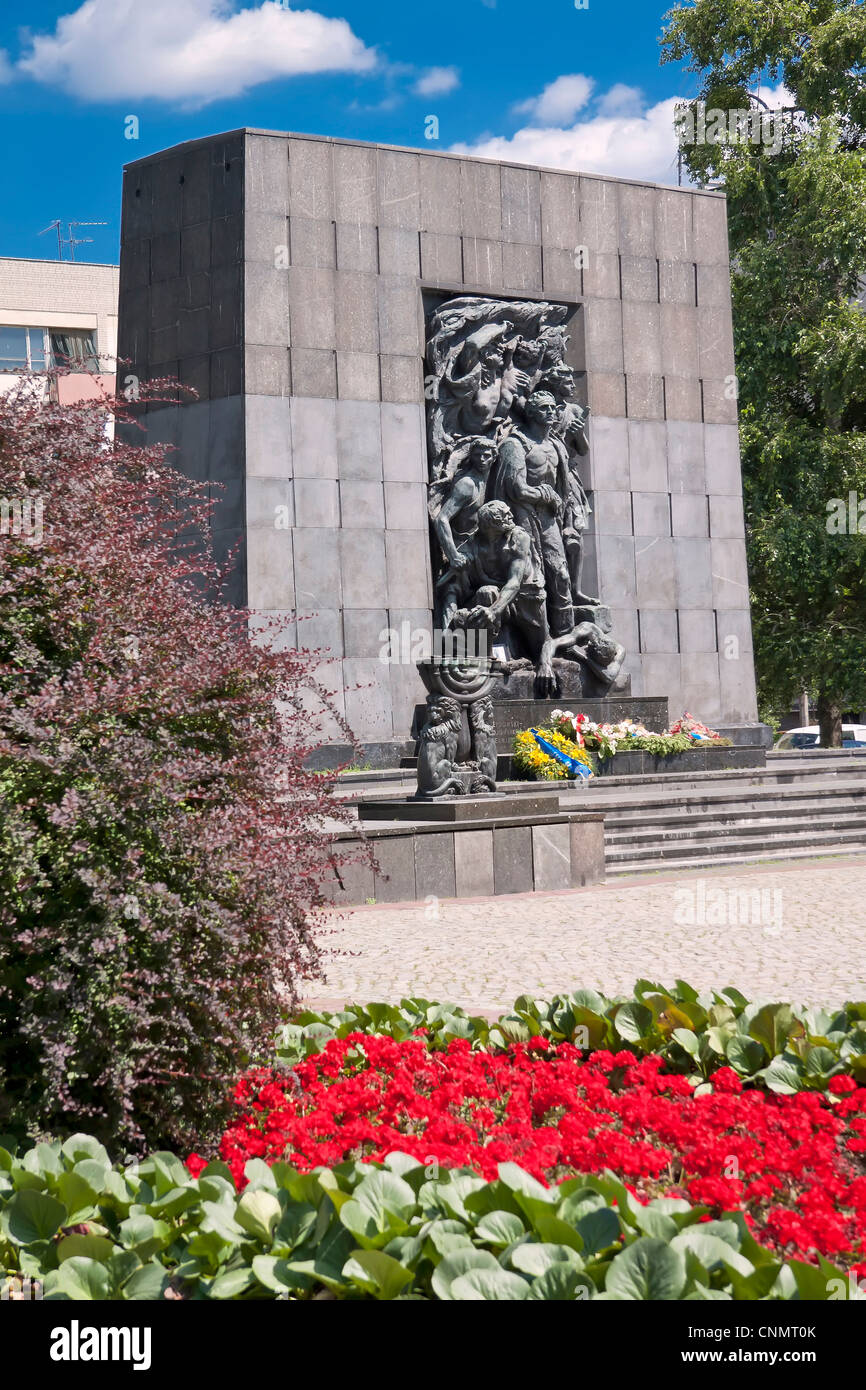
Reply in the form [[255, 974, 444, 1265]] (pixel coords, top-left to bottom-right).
[[0, 0, 707, 264]]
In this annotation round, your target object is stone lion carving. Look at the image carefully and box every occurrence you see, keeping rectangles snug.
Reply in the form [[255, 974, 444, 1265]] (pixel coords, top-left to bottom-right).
[[415, 694, 464, 799]]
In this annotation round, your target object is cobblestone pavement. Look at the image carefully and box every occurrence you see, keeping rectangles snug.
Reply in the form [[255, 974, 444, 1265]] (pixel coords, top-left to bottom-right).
[[308, 857, 866, 1013]]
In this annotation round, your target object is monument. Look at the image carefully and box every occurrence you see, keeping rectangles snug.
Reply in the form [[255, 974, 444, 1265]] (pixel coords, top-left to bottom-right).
[[117, 129, 763, 792]]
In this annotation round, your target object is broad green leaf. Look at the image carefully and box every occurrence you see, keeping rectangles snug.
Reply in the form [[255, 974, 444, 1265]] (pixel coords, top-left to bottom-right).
[[51, 1256, 114, 1301], [236, 1189, 282, 1243], [605, 1238, 685, 1301], [473, 1210, 525, 1247], [342, 1250, 413, 1300], [450, 1268, 530, 1300], [56, 1233, 116, 1264], [1, 1189, 67, 1245], [431, 1248, 501, 1301]]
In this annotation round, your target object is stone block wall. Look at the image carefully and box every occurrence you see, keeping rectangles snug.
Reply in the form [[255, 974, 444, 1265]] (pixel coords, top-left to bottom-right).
[[118, 128, 758, 758]]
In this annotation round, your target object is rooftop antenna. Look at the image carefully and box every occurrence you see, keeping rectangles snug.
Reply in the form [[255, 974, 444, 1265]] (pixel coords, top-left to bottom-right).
[[37, 218, 108, 261]]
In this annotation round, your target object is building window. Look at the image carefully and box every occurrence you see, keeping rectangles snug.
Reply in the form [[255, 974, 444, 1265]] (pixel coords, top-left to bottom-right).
[[0, 326, 99, 372]]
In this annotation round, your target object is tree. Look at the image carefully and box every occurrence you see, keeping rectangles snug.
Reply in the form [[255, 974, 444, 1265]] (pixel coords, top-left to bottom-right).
[[0, 379, 361, 1152], [662, 0, 866, 745]]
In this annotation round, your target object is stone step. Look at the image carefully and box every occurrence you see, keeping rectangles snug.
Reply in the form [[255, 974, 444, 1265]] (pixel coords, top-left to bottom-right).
[[606, 810, 866, 846], [608, 842, 866, 876], [571, 776, 866, 811], [604, 797, 866, 830], [605, 822, 866, 864]]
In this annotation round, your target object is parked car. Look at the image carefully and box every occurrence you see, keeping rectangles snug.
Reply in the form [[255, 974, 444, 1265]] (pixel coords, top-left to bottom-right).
[[774, 724, 866, 749]]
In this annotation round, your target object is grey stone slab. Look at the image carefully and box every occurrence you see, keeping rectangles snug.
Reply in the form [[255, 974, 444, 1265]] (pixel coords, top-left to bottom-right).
[[381, 401, 426, 481], [698, 303, 735, 379], [501, 165, 541, 243], [180, 225, 209, 276], [206, 396, 244, 479], [245, 135, 289, 214], [288, 266, 336, 349], [245, 394, 292, 479], [702, 378, 740, 425], [386, 530, 432, 608], [628, 420, 667, 492], [541, 171, 580, 249], [178, 307, 209, 357], [335, 222, 378, 273], [608, 607, 640, 656], [247, 527, 294, 610], [326, 853, 375, 907], [420, 231, 463, 284], [178, 354, 209, 401], [717, 649, 758, 722], [335, 270, 379, 353], [704, 424, 742, 495], [290, 216, 336, 268], [149, 324, 178, 364], [502, 241, 543, 294], [381, 355, 424, 405], [340, 480, 385, 528], [660, 303, 699, 378], [294, 478, 340, 529], [210, 347, 242, 399], [632, 491, 671, 537], [588, 416, 630, 490], [460, 159, 501, 238], [336, 350, 380, 401], [627, 373, 665, 421], [210, 139, 244, 219], [385, 481, 427, 531], [634, 536, 676, 607], [336, 398, 383, 478], [598, 535, 637, 604], [585, 299, 623, 374], [696, 262, 732, 307], [246, 477, 293, 529], [579, 176, 619, 253], [291, 348, 337, 398], [181, 148, 211, 227], [150, 277, 180, 329], [654, 188, 694, 262], [568, 818, 605, 887], [671, 492, 709, 538], [341, 528, 387, 607], [665, 376, 703, 422], [622, 302, 662, 377], [493, 825, 533, 895], [211, 214, 242, 268], [245, 263, 289, 346], [640, 609, 679, 653], [618, 183, 655, 257], [372, 836, 416, 903], [674, 536, 713, 608], [244, 210, 289, 268], [709, 494, 745, 538], [531, 823, 571, 892], [641, 654, 682, 718], [210, 264, 242, 348], [293, 527, 342, 609], [582, 251, 620, 298], [678, 608, 717, 653], [414, 831, 457, 900], [541, 246, 582, 299], [378, 276, 423, 357], [419, 153, 462, 234], [245, 343, 290, 397], [620, 256, 658, 302], [378, 149, 421, 228], [693, 194, 730, 264], [296, 607, 343, 658], [151, 157, 183, 234], [593, 489, 633, 536], [667, 420, 706, 494], [288, 138, 334, 221], [334, 142, 378, 224], [659, 259, 697, 305], [249, 610, 298, 653], [454, 829, 495, 898], [588, 373, 626, 417], [344, 607, 389, 658], [716, 609, 754, 657], [151, 231, 181, 282], [679, 651, 723, 725], [291, 397, 337, 477], [711, 538, 751, 610], [344, 658, 395, 740], [378, 226, 421, 277], [462, 237, 504, 291]]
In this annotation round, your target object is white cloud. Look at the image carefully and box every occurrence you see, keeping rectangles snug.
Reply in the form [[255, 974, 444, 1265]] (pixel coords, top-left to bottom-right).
[[598, 83, 643, 117], [453, 88, 689, 186], [514, 73, 594, 126], [0, 49, 13, 83], [17, 0, 378, 106], [414, 66, 459, 98]]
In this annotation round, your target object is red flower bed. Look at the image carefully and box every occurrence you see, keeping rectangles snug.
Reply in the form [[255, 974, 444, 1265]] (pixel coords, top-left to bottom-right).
[[193, 1035, 866, 1271]]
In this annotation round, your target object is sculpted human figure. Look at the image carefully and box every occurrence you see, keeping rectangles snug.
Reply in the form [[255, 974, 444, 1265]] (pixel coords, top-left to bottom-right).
[[540, 362, 597, 604], [492, 390, 575, 637], [437, 500, 557, 694], [428, 437, 498, 572], [540, 609, 626, 690]]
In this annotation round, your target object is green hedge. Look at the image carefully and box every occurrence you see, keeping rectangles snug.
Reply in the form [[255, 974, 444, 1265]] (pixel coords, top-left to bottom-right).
[[277, 981, 866, 1094], [0, 1137, 855, 1301]]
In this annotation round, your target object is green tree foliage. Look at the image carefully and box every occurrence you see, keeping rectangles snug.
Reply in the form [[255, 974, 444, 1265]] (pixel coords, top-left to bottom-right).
[[662, 0, 866, 743]]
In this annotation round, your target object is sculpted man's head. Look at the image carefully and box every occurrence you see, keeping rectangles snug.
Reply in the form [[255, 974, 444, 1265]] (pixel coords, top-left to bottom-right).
[[467, 438, 498, 471], [477, 500, 515, 536], [524, 389, 559, 427], [541, 363, 575, 398]]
